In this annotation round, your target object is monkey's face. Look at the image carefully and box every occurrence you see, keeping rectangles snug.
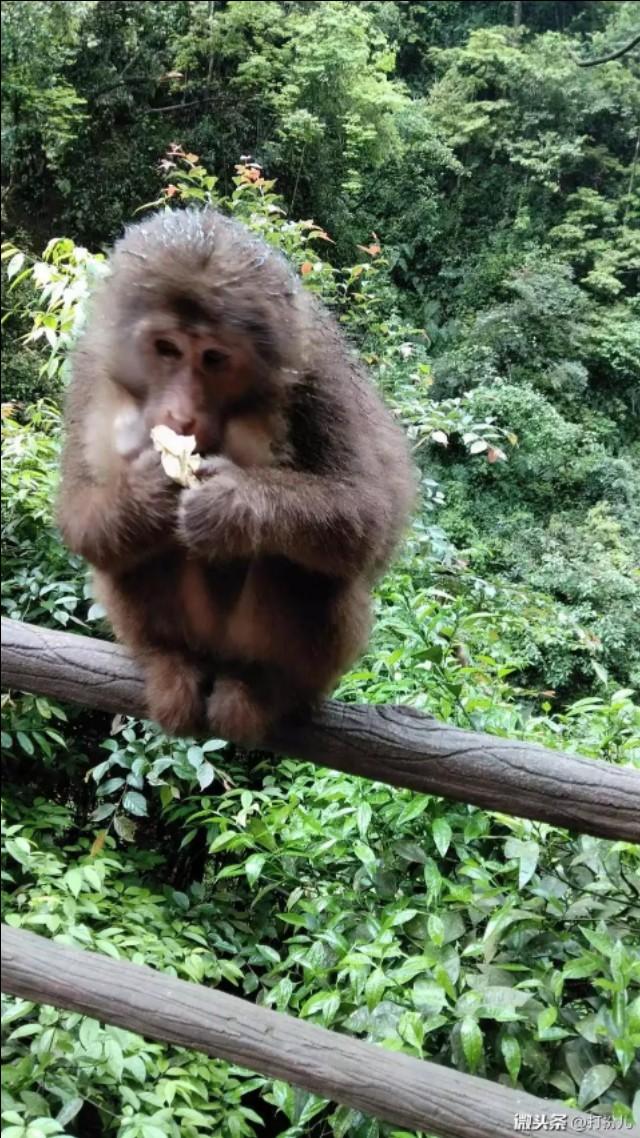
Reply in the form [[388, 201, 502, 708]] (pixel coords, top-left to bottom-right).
[[112, 310, 263, 457]]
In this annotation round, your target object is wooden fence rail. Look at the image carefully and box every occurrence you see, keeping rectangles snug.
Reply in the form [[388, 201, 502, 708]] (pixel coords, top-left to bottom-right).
[[6, 927, 637, 1138], [2, 618, 639, 841]]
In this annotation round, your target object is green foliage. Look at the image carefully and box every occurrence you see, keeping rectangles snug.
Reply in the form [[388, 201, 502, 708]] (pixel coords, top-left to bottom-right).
[[2, 2, 640, 1135], [1, 1, 88, 170], [1, 403, 89, 630]]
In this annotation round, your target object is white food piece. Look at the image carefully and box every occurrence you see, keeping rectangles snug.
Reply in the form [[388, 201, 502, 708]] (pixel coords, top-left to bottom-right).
[[151, 425, 202, 488]]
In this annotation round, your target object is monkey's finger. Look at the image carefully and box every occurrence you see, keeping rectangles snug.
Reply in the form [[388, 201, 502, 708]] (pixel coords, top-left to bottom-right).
[[196, 456, 237, 480]]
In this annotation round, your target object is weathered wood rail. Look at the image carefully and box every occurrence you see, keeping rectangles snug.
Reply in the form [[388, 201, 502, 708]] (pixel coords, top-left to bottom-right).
[[6, 927, 639, 1138], [2, 617, 640, 1138], [2, 617, 639, 841]]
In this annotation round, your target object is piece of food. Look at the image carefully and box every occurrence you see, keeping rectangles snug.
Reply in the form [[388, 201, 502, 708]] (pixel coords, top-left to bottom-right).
[[151, 424, 202, 488]]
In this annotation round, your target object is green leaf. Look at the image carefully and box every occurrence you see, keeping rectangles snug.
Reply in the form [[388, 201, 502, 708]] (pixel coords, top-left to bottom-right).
[[79, 1017, 101, 1051], [83, 867, 102, 892], [114, 815, 137, 842], [393, 956, 432, 984], [501, 1036, 521, 1083], [187, 745, 203, 768], [562, 955, 599, 980], [63, 868, 83, 897], [6, 252, 25, 280], [125, 1055, 147, 1083], [105, 1037, 124, 1080], [365, 968, 387, 1009], [517, 840, 539, 888], [578, 1064, 617, 1109], [198, 760, 215, 789], [301, 991, 341, 1023], [391, 908, 418, 926], [245, 853, 266, 887], [399, 1010, 424, 1050], [91, 803, 116, 822], [427, 914, 445, 947], [460, 1017, 483, 1072], [395, 840, 428, 864], [353, 841, 376, 867], [17, 731, 35, 756], [123, 790, 148, 816], [357, 801, 372, 839], [56, 1097, 84, 1126], [432, 819, 452, 858], [99, 777, 125, 795]]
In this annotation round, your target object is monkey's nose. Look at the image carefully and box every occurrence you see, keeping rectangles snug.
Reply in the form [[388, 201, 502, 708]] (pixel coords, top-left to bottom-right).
[[164, 412, 197, 436]]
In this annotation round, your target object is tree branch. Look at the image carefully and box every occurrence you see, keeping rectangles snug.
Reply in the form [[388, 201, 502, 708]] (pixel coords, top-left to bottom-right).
[[574, 32, 640, 67]]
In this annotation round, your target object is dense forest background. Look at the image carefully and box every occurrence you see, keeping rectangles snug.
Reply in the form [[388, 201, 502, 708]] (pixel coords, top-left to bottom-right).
[[1, 3, 639, 1137]]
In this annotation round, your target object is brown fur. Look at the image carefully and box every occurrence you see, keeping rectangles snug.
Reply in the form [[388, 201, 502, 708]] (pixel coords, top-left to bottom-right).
[[58, 208, 416, 743]]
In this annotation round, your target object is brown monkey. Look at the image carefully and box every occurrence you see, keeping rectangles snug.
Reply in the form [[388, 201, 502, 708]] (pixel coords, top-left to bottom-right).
[[58, 208, 415, 743]]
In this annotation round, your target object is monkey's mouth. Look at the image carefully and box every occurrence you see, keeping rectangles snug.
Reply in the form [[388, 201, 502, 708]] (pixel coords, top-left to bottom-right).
[[195, 436, 221, 458]]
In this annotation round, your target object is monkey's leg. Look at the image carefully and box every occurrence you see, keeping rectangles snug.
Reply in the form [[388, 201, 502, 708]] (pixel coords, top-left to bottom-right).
[[143, 652, 208, 737], [207, 563, 371, 744], [206, 661, 309, 746], [206, 675, 272, 746]]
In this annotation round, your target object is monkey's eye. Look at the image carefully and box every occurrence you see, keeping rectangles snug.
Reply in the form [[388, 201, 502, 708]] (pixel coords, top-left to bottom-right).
[[202, 349, 229, 370], [155, 338, 182, 359]]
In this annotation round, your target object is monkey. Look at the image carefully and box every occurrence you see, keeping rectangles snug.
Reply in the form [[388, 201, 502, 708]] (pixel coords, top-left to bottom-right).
[[57, 208, 416, 744]]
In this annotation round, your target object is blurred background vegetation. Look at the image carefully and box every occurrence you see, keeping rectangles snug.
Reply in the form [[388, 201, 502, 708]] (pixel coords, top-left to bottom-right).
[[1, 3, 639, 1137]]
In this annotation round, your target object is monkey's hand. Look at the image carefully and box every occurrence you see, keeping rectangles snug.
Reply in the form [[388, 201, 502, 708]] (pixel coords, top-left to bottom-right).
[[127, 448, 181, 518], [177, 457, 263, 560]]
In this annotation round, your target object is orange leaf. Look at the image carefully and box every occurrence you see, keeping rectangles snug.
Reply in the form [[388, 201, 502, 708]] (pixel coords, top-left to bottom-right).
[[357, 243, 381, 257], [301, 261, 313, 276], [312, 228, 335, 243], [163, 184, 179, 197], [90, 830, 107, 857], [487, 447, 506, 463], [184, 152, 199, 164]]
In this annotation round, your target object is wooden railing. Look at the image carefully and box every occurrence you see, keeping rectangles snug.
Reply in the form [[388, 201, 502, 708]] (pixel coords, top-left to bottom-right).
[[2, 617, 640, 1138], [2, 619, 638, 841]]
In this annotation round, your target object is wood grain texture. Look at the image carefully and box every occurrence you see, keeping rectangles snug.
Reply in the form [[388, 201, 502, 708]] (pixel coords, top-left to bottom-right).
[[2, 617, 639, 841], [5, 927, 632, 1138]]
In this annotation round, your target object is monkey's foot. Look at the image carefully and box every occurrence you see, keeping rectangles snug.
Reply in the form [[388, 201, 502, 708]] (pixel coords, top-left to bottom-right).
[[207, 677, 271, 746], [145, 656, 206, 737]]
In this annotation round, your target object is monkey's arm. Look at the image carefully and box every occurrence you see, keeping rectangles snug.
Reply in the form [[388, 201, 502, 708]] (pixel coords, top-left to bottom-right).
[[179, 462, 383, 578], [58, 450, 179, 574]]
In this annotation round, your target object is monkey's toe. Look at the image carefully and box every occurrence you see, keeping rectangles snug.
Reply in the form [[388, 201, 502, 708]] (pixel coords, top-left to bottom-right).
[[207, 678, 271, 746]]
